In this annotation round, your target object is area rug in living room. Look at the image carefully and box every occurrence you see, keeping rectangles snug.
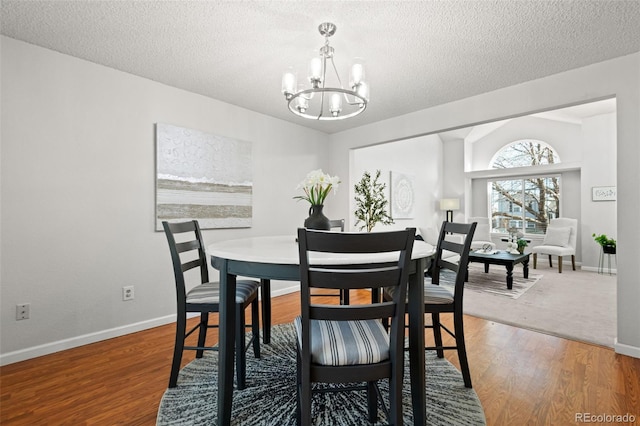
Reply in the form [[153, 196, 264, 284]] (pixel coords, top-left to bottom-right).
[[157, 323, 485, 426], [437, 263, 542, 299]]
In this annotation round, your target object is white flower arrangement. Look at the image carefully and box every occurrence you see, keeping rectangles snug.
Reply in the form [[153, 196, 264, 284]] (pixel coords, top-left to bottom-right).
[[294, 169, 340, 206]]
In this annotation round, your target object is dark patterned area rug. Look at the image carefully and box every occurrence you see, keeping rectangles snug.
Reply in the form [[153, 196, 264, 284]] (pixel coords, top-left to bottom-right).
[[157, 323, 485, 425]]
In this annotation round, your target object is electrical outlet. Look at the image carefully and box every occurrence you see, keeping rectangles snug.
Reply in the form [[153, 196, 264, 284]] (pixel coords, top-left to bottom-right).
[[16, 303, 30, 320], [122, 286, 135, 301]]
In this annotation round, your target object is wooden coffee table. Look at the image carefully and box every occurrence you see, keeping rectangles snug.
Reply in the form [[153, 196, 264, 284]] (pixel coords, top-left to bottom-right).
[[467, 250, 530, 289]]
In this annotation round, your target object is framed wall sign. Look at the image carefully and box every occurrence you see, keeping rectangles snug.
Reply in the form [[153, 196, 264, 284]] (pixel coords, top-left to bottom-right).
[[592, 186, 616, 201]]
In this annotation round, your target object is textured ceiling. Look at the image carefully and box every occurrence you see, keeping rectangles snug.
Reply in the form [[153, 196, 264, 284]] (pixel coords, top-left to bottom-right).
[[1, 1, 639, 134]]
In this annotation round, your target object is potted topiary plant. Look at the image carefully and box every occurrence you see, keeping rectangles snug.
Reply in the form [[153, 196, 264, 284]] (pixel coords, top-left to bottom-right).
[[354, 170, 394, 232], [592, 233, 616, 254]]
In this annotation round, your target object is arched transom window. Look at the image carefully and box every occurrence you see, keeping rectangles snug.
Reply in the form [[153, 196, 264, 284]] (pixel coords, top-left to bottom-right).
[[490, 139, 560, 169]]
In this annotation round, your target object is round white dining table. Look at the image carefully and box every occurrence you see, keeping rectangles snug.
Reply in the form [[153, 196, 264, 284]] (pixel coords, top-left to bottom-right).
[[208, 234, 434, 426]]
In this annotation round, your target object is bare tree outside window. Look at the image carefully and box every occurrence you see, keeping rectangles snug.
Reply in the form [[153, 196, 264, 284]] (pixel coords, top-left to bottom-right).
[[489, 140, 560, 235]]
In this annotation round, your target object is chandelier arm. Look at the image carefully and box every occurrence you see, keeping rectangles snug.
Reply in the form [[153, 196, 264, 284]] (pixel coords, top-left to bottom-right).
[[318, 90, 325, 119], [329, 56, 344, 89], [317, 55, 328, 119]]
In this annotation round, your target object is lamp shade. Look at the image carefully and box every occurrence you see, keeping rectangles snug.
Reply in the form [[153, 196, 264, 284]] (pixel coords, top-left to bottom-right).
[[439, 198, 460, 211]]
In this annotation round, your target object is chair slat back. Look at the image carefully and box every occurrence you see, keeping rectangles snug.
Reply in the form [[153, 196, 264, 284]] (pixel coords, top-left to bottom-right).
[[329, 219, 345, 232], [163, 221, 210, 303], [432, 221, 476, 304], [297, 227, 415, 347]]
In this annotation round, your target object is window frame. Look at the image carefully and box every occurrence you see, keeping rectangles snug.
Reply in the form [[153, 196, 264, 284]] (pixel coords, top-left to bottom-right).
[[487, 173, 561, 236]]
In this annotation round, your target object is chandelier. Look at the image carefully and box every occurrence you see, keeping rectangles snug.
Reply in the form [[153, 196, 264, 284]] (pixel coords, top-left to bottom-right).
[[281, 22, 369, 121]]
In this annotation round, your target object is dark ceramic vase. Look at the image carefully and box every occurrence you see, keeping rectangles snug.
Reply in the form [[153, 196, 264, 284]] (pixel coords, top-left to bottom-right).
[[304, 205, 331, 230]]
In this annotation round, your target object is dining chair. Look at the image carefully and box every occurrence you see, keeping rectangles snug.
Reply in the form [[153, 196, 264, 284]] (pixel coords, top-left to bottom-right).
[[295, 227, 415, 426], [328, 218, 345, 231], [530, 217, 578, 273], [311, 218, 349, 304], [424, 221, 476, 388], [162, 220, 260, 390]]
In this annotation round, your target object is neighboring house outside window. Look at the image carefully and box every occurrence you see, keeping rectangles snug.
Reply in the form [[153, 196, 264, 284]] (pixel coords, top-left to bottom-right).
[[488, 140, 560, 235]]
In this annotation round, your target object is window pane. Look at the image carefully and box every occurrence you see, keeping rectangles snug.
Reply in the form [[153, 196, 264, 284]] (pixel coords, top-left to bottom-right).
[[524, 176, 560, 234], [490, 179, 523, 233], [490, 176, 560, 235]]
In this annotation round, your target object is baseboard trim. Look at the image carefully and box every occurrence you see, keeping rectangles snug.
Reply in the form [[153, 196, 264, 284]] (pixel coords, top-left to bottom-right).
[[268, 283, 300, 298], [0, 315, 178, 366], [581, 265, 617, 274], [615, 339, 640, 359], [0, 284, 303, 367]]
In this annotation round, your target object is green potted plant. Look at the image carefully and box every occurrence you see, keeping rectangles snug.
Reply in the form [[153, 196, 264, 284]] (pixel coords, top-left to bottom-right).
[[354, 170, 394, 232], [517, 238, 528, 254], [592, 233, 616, 254]]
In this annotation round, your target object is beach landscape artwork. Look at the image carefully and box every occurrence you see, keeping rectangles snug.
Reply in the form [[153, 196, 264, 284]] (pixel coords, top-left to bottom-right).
[[156, 123, 252, 230]]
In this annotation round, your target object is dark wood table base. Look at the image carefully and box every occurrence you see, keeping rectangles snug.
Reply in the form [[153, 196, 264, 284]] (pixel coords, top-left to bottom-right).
[[467, 251, 530, 289]]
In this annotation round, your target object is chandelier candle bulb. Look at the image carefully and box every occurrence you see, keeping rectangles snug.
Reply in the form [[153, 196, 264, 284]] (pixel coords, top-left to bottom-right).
[[309, 57, 323, 85], [350, 62, 365, 87], [330, 94, 342, 116], [281, 71, 297, 98], [296, 90, 308, 113]]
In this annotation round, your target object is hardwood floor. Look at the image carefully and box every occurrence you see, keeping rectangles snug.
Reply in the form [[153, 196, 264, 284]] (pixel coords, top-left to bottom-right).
[[1, 290, 639, 425]]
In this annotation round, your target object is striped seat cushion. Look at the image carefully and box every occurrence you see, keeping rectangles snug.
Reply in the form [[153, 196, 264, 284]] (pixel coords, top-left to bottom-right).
[[186, 280, 259, 304], [424, 283, 454, 304], [294, 316, 389, 366], [384, 282, 454, 305]]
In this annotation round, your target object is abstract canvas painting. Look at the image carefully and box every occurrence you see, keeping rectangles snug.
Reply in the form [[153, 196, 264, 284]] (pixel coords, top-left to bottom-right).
[[156, 123, 252, 230]]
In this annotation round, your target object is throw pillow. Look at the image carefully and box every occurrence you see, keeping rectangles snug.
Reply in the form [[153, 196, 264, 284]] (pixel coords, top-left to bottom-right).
[[542, 226, 571, 247]]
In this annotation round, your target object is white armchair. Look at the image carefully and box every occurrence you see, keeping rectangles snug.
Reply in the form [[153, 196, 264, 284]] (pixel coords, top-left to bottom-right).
[[530, 218, 578, 273], [468, 217, 496, 251]]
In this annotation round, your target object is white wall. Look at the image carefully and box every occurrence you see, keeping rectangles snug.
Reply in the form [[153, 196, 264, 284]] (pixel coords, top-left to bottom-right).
[[329, 53, 640, 358], [581, 112, 617, 269], [349, 135, 442, 233], [0, 37, 329, 364], [442, 139, 465, 223]]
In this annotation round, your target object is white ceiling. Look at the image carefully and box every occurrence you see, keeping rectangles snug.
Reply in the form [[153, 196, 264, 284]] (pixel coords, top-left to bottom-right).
[[1, 1, 639, 134]]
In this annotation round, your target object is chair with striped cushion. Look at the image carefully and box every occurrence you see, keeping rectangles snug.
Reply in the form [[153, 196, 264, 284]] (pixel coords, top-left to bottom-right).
[[162, 220, 260, 390], [295, 227, 415, 426], [309, 219, 351, 305], [425, 221, 476, 388]]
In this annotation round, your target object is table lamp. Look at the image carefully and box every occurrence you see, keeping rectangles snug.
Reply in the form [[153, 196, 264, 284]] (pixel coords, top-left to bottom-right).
[[440, 198, 460, 222]]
